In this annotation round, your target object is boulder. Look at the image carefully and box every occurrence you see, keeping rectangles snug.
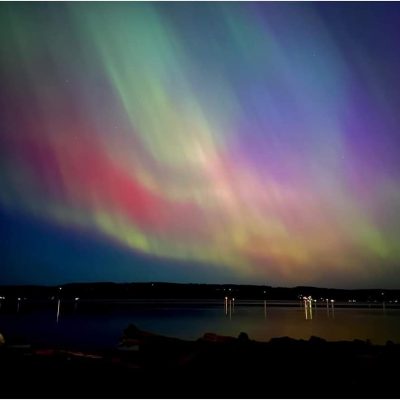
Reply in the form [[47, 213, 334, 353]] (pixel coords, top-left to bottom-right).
[[238, 332, 250, 342], [200, 332, 235, 343]]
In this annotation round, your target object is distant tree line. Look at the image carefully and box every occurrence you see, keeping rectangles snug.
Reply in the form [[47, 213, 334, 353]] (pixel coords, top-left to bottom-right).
[[0, 282, 399, 302]]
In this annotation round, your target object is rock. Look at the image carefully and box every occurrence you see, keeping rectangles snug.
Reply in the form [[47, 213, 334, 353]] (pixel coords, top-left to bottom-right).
[[200, 332, 235, 343], [238, 332, 250, 342], [123, 324, 140, 339], [309, 336, 327, 344], [269, 336, 298, 345], [353, 339, 368, 347]]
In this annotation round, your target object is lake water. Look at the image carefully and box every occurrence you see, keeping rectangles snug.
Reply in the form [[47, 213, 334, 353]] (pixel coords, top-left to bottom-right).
[[1, 300, 399, 349]]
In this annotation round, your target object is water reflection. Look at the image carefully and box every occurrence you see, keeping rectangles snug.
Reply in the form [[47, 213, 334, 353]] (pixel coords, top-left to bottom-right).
[[74, 298, 79, 312], [1, 300, 400, 348], [56, 299, 61, 323], [224, 297, 235, 319], [302, 297, 313, 320]]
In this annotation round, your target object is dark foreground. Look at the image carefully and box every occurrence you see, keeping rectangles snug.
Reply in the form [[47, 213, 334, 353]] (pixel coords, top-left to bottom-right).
[[1, 325, 400, 398]]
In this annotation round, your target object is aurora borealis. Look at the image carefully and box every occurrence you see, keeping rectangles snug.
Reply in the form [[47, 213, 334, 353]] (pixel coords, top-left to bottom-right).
[[1, 2, 400, 287]]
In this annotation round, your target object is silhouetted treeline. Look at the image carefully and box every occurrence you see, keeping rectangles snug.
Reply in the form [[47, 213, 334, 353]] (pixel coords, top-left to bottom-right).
[[0, 282, 399, 302]]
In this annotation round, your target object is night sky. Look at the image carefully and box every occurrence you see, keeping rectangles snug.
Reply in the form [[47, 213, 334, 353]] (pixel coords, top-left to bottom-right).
[[1, 2, 400, 288]]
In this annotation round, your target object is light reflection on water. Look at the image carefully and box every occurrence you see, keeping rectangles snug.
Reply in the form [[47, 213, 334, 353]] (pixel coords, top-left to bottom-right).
[[0, 301, 399, 349]]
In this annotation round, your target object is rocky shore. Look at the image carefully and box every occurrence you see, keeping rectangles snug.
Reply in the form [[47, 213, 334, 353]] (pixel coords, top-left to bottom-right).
[[1, 325, 400, 398]]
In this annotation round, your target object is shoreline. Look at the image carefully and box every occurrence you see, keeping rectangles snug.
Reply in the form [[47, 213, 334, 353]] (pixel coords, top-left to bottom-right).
[[1, 325, 400, 397]]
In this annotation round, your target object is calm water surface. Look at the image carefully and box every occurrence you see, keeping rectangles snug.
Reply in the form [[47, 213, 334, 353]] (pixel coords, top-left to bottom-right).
[[0, 301, 399, 349]]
